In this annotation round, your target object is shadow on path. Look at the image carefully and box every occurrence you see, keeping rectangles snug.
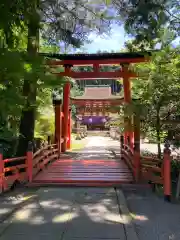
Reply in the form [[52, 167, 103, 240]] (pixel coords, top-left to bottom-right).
[[0, 187, 127, 240], [123, 186, 180, 240]]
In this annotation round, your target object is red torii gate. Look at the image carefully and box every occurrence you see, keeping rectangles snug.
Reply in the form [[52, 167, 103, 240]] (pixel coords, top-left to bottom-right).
[[0, 51, 172, 199], [47, 52, 151, 154]]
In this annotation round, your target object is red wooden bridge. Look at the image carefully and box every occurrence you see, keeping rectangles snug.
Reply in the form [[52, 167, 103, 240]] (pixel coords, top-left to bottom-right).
[[0, 142, 134, 190], [0, 138, 170, 198], [32, 158, 133, 186]]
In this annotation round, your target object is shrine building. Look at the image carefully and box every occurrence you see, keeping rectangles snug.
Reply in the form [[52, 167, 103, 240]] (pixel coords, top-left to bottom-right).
[[71, 85, 123, 130]]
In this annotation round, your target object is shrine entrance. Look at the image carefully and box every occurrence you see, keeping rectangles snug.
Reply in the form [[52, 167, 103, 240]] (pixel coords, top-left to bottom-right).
[[48, 52, 150, 152], [71, 85, 124, 133], [32, 52, 151, 186]]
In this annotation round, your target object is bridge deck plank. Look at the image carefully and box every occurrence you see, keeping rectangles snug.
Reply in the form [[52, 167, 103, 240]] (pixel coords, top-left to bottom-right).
[[32, 158, 133, 186]]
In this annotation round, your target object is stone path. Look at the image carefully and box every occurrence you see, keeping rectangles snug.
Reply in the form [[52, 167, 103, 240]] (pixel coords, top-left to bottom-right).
[[123, 185, 180, 240], [0, 187, 135, 240], [0, 188, 38, 223], [0, 137, 137, 240], [74, 136, 116, 159], [1, 136, 180, 240]]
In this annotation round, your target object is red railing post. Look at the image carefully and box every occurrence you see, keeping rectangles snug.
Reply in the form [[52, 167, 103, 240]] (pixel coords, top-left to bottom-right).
[[26, 141, 33, 183], [163, 143, 171, 202], [0, 144, 4, 193]]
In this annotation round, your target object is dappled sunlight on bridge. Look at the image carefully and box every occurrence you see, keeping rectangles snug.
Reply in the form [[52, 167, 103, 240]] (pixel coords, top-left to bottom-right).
[[33, 156, 133, 185]]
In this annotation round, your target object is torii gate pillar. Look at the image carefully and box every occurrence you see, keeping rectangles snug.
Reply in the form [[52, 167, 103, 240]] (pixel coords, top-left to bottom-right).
[[62, 82, 71, 152], [122, 63, 134, 149], [67, 108, 72, 150], [53, 99, 62, 155], [62, 66, 71, 152]]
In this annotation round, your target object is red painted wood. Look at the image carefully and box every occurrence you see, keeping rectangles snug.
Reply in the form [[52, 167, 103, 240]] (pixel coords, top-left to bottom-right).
[[122, 65, 134, 150], [48, 57, 148, 66], [0, 151, 4, 192], [67, 109, 71, 150], [71, 99, 123, 105], [54, 103, 62, 153], [33, 158, 133, 186], [163, 148, 171, 197], [62, 82, 71, 152], [56, 71, 137, 79], [27, 151, 33, 183]]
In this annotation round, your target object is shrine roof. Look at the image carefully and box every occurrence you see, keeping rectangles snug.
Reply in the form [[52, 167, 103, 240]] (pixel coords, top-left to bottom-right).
[[40, 51, 154, 61], [70, 86, 123, 101]]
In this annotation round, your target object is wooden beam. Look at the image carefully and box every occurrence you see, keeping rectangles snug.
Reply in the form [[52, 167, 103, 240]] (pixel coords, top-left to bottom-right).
[[47, 57, 149, 66], [70, 99, 123, 105], [55, 71, 137, 79]]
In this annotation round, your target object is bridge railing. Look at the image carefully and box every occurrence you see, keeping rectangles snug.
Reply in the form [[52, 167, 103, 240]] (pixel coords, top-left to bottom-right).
[[141, 156, 163, 184], [29, 143, 58, 182], [121, 143, 134, 174], [0, 141, 60, 193], [114, 134, 172, 201], [141, 146, 171, 201], [2, 156, 27, 192]]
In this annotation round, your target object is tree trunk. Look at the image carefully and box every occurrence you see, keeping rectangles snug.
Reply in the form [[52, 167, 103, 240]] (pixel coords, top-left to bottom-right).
[[16, 86, 37, 156], [16, 2, 39, 156], [156, 108, 161, 159]]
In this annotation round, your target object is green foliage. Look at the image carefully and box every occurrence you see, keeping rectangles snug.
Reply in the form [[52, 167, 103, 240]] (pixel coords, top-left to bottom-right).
[[0, 43, 66, 143], [129, 45, 180, 156], [115, 0, 180, 42], [35, 114, 54, 139], [0, 49, 25, 139], [1, 0, 179, 156]]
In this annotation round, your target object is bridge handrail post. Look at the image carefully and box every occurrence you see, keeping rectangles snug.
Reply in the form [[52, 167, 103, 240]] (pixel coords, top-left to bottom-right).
[[163, 143, 171, 202], [0, 144, 4, 193], [26, 141, 33, 183], [55, 137, 60, 158], [58, 140, 61, 158]]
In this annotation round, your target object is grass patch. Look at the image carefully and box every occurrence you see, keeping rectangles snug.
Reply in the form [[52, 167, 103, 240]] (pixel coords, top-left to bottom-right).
[[71, 140, 86, 151]]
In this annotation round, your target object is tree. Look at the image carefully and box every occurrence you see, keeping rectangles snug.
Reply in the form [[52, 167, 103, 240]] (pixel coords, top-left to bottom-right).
[[131, 46, 180, 158], [1, 0, 179, 157], [16, 0, 121, 155], [0, 50, 25, 141], [112, 0, 180, 42]]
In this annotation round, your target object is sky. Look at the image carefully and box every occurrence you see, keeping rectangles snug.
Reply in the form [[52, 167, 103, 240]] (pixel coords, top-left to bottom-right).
[[75, 24, 180, 53], [76, 24, 131, 53]]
